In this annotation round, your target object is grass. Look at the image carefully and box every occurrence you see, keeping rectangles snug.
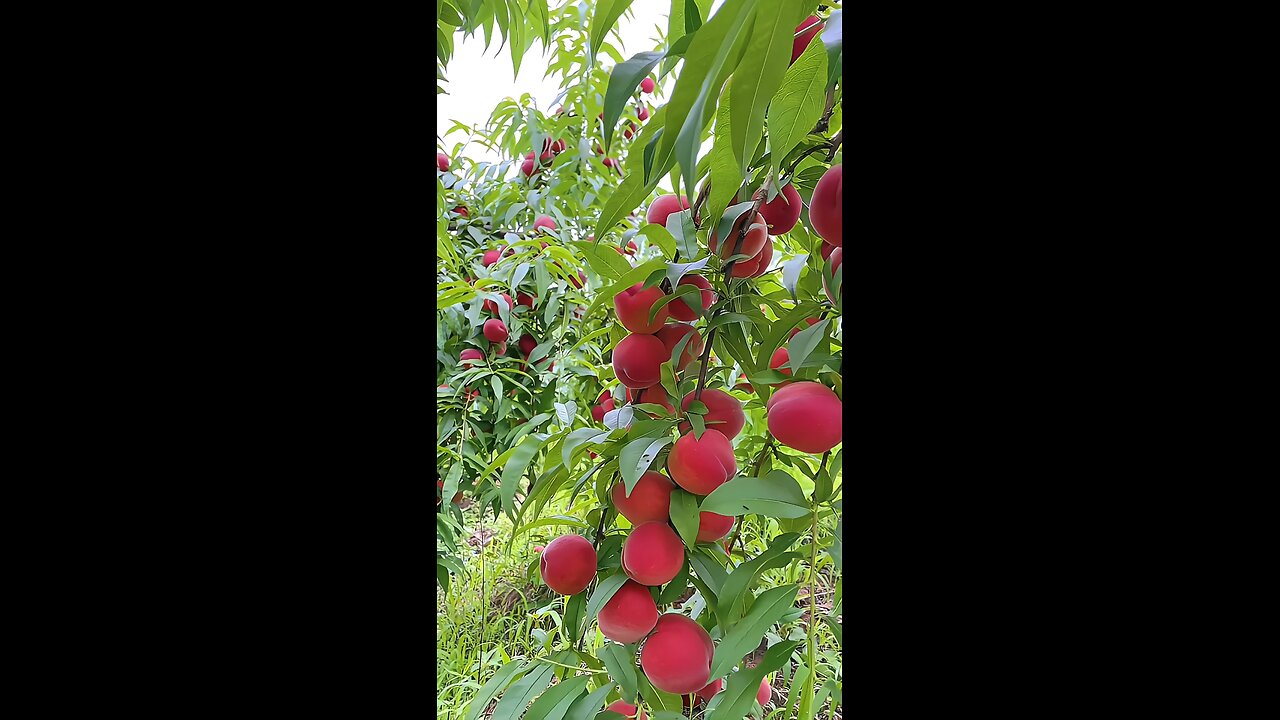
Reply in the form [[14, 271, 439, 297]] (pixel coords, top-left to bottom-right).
[[437, 492, 843, 719]]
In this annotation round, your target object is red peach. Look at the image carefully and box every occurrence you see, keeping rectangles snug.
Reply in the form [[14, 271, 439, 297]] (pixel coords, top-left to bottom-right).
[[591, 396, 616, 423], [640, 77, 655, 93], [639, 614, 714, 694], [482, 249, 502, 267], [766, 381, 842, 453], [483, 293, 513, 314], [437, 152, 450, 172], [454, 205, 469, 217], [667, 429, 737, 495], [759, 181, 803, 234], [696, 678, 724, 701], [821, 241, 836, 260], [654, 323, 702, 372], [637, 105, 650, 121], [633, 385, 675, 416], [533, 215, 557, 232], [709, 211, 768, 261], [678, 388, 745, 440], [615, 283, 670, 334], [770, 347, 792, 377], [792, 15, 826, 64], [810, 164, 842, 246], [517, 292, 535, 308], [605, 700, 646, 720], [824, 246, 842, 304], [646, 194, 691, 227], [539, 534, 597, 595], [758, 676, 772, 706], [518, 334, 537, 356], [622, 522, 685, 586], [613, 333, 667, 389], [460, 349, 483, 364], [611, 472, 674, 525], [598, 580, 659, 644], [483, 319, 509, 343], [533, 545, 544, 553], [669, 274, 714, 321], [729, 235, 775, 278], [696, 512, 734, 543]]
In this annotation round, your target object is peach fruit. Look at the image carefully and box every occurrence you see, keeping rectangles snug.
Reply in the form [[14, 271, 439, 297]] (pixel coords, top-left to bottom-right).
[[667, 429, 737, 495], [679, 388, 745, 440], [615, 283, 670, 334], [539, 534, 597, 595], [646, 194, 691, 227], [598, 580, 659, 644], [766, 381, 842, 453], [669, 274, 714, 321], [810, 164, 842, 246], [613, 333, 667, 389], [696, 511, 734, 542], [483, 319, 508, 343], [759, 181, 803, 234], [639, 614, 714, 694], [621, 522, 685, 586], [654, 323, 702, 372], [611, 472, 674, 525]]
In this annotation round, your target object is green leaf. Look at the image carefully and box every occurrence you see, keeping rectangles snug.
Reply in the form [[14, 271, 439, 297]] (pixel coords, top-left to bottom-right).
[[658, 0, 760, 191], [620, 434, 674, 494], [523, 674, 589, 720], [728, 0, 806, 174], [604, 51, 665, 152], [716, 533, 802, 621], [598, 643, 638, 703], [786, 318, 829, 374], [768, 29, 828, 182], [687, 550, 728, 597], [823, 10, 843, 88], [491, 661, 554, 720], [588, 0, 636, 69], [705, 81, 741, 230], [657, 561, 690, 605], [501, 434, 551, 518], [637, 224, 676, 258], [563, 684, 616, 720], [705, 640, 801, 719], [781, 253, 809, 299], [669, 489, 700, 551], [666, 209, 699, 259], [572, 240, 632, 280], [700, 471, 809, 518], [707, 584, 800, 681], [464, 660, 530, 720], [635, 674, 684, 714], [582, 572, 629, 630]]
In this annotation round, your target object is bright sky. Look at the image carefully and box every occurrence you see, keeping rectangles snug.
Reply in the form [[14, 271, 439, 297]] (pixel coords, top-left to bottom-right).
[[438, 1, 724, 164]]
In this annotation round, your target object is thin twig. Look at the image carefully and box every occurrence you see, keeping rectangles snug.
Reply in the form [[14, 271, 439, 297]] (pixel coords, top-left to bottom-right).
[[826, 130, 842, 162]]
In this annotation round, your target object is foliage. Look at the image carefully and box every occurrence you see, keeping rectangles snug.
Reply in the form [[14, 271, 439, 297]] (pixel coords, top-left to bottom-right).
[[439, 0, 843, 718]]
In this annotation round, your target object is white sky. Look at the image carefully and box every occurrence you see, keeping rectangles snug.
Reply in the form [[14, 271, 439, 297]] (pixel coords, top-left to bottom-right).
[[438, 1, 724, 164]]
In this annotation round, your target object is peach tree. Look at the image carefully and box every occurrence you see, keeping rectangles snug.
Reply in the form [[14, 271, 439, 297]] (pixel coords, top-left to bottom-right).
[[438, 0, 843, 718]]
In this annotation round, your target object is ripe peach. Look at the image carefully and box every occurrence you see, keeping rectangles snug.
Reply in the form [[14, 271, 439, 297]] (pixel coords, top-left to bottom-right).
[[639, 614, 714, 694], [437, 152, 450, 172], [759, 181, 803, 234], [824, 246, 842, 304], [640, 77, 655, 93], [766, 381, 842, 453], [533, 545, 544, 553], [605, 700, 646, 720], [521, 156, 537, 177], [539, 534, 598, 595], [533, 215, 557, 232], [633, 385, 675, 416], [591, 396, 616, 423], [654, 323, 702, 372], [624, 126, 634, 140], [667, 429, 737, 495], [696, 678, 723, 701], [460, 348, 483, 364], [669, 274, 714, 321], [757, 676, 773, 706], [494, 342, 507, 355], [678, 388, 745, 440], [598, 580, 659, 644], [518, 334, 537, 356], [603, 157, 616, 168], [454, 205, 469, 217], [709, 211, 768, 261], [729, 235, 775, 278], [637, 104, 650, 121], [483, 293, 513, 314], [482, 249, 502, 267], [791, 15, 826, 64], [516, 292, 535, 308], [696, 511, 734, 542], [770, 347, 792, 377], [646, 194, 691, 227], [613, 333, 667, 389], [569, 271, 586, 289], [539, 151, 554, 164], [612, 472, 674, 525], [821, 241, 836, 260], [483, 319, 509, 343], [615, 283, 670, 334], [810, 164, 842, 246], [789, 317, 820, 339], [621, 522, 685, 586]]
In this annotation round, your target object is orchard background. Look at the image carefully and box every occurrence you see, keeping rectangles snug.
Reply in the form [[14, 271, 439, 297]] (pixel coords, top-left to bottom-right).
[[437, 1, 842, 718]]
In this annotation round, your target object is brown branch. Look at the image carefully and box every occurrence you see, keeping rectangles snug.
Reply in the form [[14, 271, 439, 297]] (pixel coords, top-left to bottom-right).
[[812, 84, 838, 134], [691, 180, 711, 229], [826, 130, 842, 162]]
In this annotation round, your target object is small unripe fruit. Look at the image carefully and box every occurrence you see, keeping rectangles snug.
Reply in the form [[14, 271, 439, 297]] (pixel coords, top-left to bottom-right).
[[483, 319, 509, 343], [539, 534, 597, 595]]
